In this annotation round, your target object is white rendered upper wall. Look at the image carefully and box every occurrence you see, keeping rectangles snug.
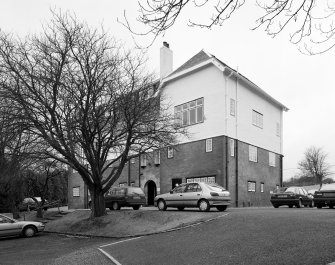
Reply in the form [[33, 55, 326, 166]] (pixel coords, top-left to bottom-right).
[[161, 64, 284, 154]]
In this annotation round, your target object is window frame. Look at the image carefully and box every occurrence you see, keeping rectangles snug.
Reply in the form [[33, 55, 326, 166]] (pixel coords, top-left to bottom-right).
[[260, 182, 264, 193], [252, 110, 263, 129], [230, 139, 235, 157], [167, 146, 174, 159], [249, 145, 258, 162], [205, 138, 213, 153], [72, 187, 80, 197], [174, 98, 204, 127], [269, 152, 276, 167], [230, 98, 236, 116], [247, 181, 256, 192]]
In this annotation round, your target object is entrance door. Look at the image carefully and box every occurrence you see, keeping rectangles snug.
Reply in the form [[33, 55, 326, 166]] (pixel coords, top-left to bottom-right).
[[146, 181, 157, 206]]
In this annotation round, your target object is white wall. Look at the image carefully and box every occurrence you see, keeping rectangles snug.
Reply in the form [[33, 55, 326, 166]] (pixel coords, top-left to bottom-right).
[[162, 64, 283, 154]]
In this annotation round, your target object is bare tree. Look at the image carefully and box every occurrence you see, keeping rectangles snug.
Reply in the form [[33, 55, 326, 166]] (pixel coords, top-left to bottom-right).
[[298, 146, 333, 188], [0, 11, 185, 218], [127, 0, 335, 53]]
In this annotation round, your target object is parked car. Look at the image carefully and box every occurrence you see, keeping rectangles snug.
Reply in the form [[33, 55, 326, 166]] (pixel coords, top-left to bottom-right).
[[89, 186, 146, 210], [270, 186, 314, 208], [154, 182, 231, 212], [313, 183, 335, 209], [0, 214, 45, 238], [19, 197, 48, 211]]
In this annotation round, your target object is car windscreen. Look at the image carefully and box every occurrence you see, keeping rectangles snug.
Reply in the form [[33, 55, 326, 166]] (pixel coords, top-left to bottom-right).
[[320, 184, 335, 191], [127, 187, 145, 195], [284, 187, 296, 193]]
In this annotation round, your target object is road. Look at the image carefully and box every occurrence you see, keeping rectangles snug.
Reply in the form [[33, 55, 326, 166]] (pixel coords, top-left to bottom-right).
[[103, 207, 335, 265], [1, 207, 335, 265]]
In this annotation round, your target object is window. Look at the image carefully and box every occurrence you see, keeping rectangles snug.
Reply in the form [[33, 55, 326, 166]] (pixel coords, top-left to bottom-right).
[[248, 181, 256, 192], [72, 187, 80, 197], [185, 183, 202, 192], [187, 176, 216, 184], [230, 98, 236, 116], [230, 139, 235, 157], [252, 110, 263, 128], [269, 152, 276, 167], [140, 154, 147, 167], [249, 145, 258, 162], [175, 98, 203, 126], [261, 183, 264, 193], [130, 158, 135, 164], [276, 122, 280, 136], [205, 138, 213, 152], [167, 147, 174, 158], [154, 150, 160, 165]]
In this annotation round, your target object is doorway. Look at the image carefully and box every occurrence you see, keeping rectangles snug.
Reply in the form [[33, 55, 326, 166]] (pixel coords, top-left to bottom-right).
[[145, 180, 157, 206]]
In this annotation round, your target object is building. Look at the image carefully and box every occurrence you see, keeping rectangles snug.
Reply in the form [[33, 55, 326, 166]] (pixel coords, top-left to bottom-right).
[[68, 42, 288, 209]]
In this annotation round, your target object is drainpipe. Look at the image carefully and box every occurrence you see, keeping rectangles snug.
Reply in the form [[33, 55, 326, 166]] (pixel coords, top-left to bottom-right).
[[235, 67, 239, 208], [225, 136, 229, 189], [138, 154, 141, 188], [128, 159, 131, 186]]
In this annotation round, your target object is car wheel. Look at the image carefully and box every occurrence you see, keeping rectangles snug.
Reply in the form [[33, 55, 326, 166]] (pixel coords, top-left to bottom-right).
[[289, 205, 293, 208], [112, 202, 120, 210], [216, 205, 227, 211], [309, 201, 314, 208], [198, 200, 210, 212], [177, 207, 185, 211], [23, 226, 36, 237], [329, 205, 334, 209], [273, 205, 279, 208], [296, 199, 302, 208], [157, 199, 167, 211], [316, 204, 322, 209], [132, 205, 140, 210]]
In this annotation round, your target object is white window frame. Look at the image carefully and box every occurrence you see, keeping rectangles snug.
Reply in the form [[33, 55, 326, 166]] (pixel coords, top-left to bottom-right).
[[252, 110, 263, 129], [230, 98, 236, 116], [187, 176, 216, 184], [269, 152, 276, 167], [248, 181, 256, 192], [249, 145, 258, 162], [167, 147, 174, 158], [174, 98, 204, 126], [261, 182, 264, 193], [72, 187, 80, 197], [154, 150, 161, 165], [140, 154, 147, 167], [205, 138, 213, 152], [276, 122, 280, 136], [230, 139, 235, 157]]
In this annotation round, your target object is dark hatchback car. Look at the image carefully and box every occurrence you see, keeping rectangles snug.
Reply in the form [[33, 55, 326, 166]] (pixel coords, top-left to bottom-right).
[[313, 183, 335, 209], [90, 186, 146, 210], [270, 186, 314, 208]]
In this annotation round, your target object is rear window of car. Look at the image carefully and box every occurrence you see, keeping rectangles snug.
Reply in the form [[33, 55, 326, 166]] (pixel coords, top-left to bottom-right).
[[206, 183, 226, 192], [108, 188, 126, 196], [320, 184, 335, 191], [127, 187, 145, 195]]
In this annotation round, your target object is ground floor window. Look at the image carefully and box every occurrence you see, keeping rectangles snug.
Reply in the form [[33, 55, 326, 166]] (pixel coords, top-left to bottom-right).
[[247, 181, 256, 192], [186, 176, 216, 184], [261, 182, 264, 193]]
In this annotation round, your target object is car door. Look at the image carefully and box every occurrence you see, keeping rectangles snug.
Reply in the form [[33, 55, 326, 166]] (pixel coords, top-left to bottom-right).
[[0, 216, 21, 237], [165, 185, 186, 207], [183, 183, 202, 207]]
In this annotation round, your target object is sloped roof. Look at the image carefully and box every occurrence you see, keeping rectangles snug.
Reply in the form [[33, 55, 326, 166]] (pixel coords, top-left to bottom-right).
[[170, 50, 212, 76]]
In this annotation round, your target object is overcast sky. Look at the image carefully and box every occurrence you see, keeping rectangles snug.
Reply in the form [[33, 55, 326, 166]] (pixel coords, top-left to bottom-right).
[[1, 0, 334, 181]]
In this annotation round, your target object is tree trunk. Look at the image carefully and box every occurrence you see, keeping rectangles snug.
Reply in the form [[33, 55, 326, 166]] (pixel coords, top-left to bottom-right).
[[90, 187, 107, 218], [36, 207, 44, 218]]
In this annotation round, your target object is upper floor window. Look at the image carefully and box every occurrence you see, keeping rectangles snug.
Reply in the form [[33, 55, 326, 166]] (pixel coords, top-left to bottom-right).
[[230, 98, 236, 116], [140, 154, 147, 167], [276, 122, 280, 136], [249, 145, 258, 162], [230, 139, 235, 157], [154, 150, 161, 165], [175, 98, 203, 126], [252, 110, 263, 128], [269, 152, 276, 167], [205, 138, 213, 152], [167, 146, 174, 158]]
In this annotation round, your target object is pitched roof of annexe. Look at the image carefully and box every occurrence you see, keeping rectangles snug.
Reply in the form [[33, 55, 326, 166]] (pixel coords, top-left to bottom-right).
[[161, 50, 289, 112]]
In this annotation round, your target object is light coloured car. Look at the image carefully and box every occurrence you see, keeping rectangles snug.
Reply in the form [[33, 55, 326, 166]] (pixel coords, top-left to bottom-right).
[[154, 182, 231, 212], [0, 214, 45, 238]]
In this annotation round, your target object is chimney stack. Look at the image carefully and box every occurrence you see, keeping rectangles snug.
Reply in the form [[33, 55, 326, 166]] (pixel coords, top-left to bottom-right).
[[160, 42, 173, 80]]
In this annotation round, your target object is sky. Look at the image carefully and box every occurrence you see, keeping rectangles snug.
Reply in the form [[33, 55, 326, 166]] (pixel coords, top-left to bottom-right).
[[0, 0, 334, 181]]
